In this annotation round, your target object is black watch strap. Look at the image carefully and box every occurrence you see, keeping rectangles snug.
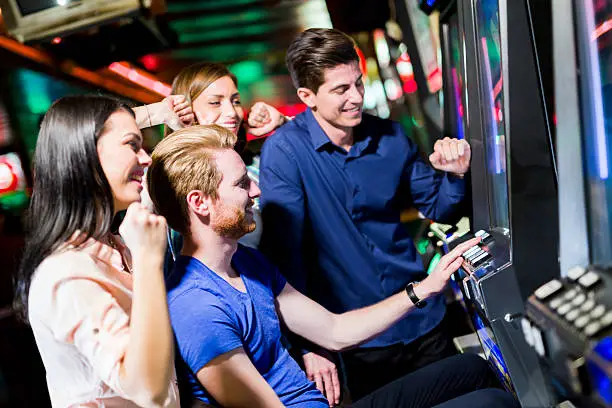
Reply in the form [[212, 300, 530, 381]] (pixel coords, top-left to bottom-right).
[[406, 282, 427, 309]]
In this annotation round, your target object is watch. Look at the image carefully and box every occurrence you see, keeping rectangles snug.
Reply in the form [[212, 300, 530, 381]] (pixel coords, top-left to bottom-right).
[[405, 282, 427, 309]]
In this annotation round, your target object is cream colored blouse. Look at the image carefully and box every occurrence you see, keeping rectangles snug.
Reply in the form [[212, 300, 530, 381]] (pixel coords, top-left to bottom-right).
[[28, 238, 179, 408]]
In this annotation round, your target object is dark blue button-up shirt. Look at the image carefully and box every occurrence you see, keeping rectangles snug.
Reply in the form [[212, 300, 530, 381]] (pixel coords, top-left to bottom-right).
[[259, 109, 465, 348]]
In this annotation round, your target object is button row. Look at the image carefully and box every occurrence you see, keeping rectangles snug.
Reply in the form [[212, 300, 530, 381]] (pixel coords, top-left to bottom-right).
[[548, 294, 612, 337], [461, 243, 492, 269]]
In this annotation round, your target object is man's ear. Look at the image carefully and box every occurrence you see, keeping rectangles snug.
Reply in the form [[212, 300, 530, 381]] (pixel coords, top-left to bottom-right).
[[186, 190, 210, 217], [297, 87, 316, 108]]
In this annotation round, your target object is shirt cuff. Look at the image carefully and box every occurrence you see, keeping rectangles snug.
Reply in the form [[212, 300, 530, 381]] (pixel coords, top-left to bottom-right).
[[444, 172, 466, 194]]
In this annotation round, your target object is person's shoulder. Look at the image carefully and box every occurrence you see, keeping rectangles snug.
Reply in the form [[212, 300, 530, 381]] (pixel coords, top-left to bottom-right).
[[234, 245, 278, 282], [28, 247, 110, 319], [30, 248, 100, 294], [166, 256, 223, 304], [264, 111, 310, 149], [168, 278, 233, 322]]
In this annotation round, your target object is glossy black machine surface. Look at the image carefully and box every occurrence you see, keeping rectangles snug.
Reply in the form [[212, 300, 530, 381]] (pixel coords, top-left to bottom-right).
[[525, 1, 612, 406], [425, 0, 559, 405]]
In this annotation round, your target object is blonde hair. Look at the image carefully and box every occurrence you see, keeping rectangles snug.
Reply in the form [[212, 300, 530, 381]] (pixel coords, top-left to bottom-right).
[[148, 125, 238, 234]]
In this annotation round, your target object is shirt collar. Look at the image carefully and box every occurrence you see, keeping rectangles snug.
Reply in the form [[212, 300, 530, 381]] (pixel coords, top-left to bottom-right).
[[304, 108, 375, 156], [305, 108, 333, 151]]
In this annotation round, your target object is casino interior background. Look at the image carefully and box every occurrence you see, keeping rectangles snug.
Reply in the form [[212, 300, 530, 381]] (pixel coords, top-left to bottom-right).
[[0, 1, 449, 405], [2, 0, 612, 407]]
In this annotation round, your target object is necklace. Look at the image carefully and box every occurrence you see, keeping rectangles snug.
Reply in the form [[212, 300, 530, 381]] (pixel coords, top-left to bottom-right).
[[107, 234, 133, 274]]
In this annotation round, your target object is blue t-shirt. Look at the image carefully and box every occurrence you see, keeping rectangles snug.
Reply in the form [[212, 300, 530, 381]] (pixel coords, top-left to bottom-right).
[[167, 245, 327, 407]]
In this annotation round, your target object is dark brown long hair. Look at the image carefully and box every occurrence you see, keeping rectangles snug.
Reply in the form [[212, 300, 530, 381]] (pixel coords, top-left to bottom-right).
[[14, 95, 133, 321]]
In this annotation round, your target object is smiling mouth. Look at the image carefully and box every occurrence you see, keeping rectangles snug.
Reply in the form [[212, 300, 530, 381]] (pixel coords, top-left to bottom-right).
[[343, 106, 361, 113]]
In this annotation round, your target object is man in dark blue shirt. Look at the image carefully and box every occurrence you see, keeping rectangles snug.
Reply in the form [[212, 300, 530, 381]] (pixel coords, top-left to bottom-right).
[[260, 28, 471, 403]]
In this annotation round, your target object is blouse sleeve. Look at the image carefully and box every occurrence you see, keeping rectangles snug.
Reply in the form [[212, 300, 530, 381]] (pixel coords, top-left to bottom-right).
[[39, 253, 132, 397]]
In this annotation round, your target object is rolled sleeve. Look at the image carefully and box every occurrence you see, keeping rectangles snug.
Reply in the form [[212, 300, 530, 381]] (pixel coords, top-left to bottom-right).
[[401, 126, 465, 222]]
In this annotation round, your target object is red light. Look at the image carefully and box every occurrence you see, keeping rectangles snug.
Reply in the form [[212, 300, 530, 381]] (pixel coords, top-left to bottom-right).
[[428, 67, 443, 93], [141, 54, 159, 71], [355, 46, 368, 77], [403, 80, 418, 94], [398, 51, 411, 63], [108, 61, 171, 96], [52, 37, 62, 45], [0, 161, 17, 194]]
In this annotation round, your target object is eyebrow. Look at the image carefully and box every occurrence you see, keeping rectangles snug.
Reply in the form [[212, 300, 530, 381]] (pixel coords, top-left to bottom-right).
[[208, 93, 241, 98], [234, 172, 249, 184], [329, 75, 363, 92], [124, 132, 143, 142]]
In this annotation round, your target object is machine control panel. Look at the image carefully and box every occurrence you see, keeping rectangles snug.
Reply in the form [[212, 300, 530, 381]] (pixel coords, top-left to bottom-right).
[[531, 271, 610, 340], [461, 229, 495, 271]]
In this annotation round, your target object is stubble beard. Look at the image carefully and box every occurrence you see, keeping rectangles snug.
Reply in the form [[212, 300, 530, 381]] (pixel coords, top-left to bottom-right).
[[213, 206, 256, 240]]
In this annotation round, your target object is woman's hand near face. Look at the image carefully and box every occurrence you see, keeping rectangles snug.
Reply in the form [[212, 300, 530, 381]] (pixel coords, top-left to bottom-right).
[[118, 202, 167, 266], [134, 96, 194, 131], [165, 95, 195, 130]]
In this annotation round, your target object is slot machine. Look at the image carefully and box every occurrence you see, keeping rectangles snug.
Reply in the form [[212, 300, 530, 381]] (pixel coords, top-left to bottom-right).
[[525, 1, 612, 406], [421, 0, 558, 405]]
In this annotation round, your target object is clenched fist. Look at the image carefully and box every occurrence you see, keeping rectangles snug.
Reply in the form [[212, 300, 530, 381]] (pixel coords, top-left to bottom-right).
[[118, 202, 168, 265], [429, 137, 471, 176]]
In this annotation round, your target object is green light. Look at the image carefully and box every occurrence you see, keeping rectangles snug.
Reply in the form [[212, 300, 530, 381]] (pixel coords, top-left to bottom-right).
[[250, 78, 276, 99], [427, 253, 442, 275], [229, 60, 264, 85], [169, 42, 272, 61], [170, 10, 269, 32], [168, 0, 261, 14], [416, 238, 429, 255], [17, 70, 52, 115], [0, 190, 29, 211], [178, 23, 274, 44]]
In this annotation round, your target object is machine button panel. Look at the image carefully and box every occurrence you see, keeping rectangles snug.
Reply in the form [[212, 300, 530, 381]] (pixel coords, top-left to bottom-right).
[[567, 266, 587, 281], [578, 271, 601, 289], [584, 322, 602, 337], [592, 305, 607, 320], [460, 233, 494, 271], [535, 279, 563, 300], [571, 294, 586, 306], [549, 297, 563, 310], [557, 303, 572, 316], [462, 246, 480, 258], [600, 311, 612, 327], [565, 309, 580, 322], [563, 289, 577, 301], [580, 299, 596, 313], [575, 315, 591, 329]]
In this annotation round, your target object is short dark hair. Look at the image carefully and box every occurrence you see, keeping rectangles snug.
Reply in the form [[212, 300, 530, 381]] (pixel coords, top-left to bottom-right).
[[285, 28, 359, 93], [14, 95, 133, 321]]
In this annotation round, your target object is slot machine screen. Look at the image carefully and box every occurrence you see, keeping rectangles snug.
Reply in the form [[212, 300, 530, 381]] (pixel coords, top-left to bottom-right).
[[474, 0, 510, 233], [578, 0, 612, 265], [448, 13, 466, 140], [472, 312, 515, 394]]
